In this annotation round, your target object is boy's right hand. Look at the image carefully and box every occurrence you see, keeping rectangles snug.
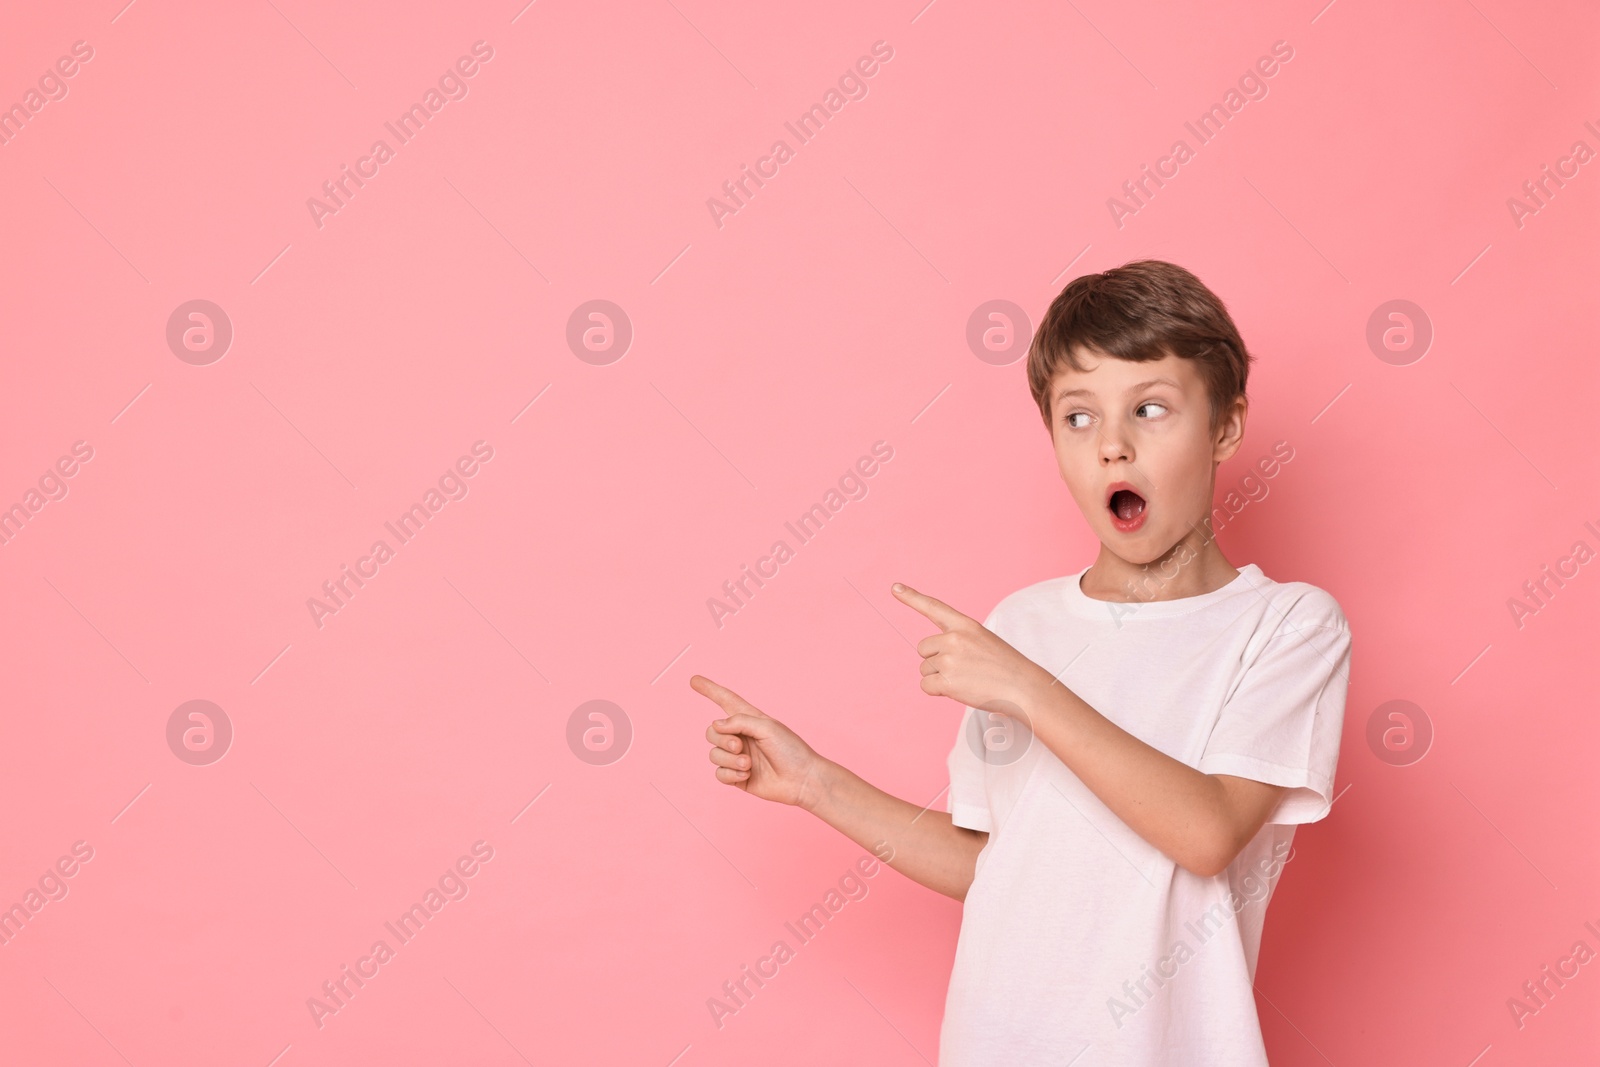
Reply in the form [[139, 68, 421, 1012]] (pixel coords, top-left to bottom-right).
[[691, 675, 828, 810]]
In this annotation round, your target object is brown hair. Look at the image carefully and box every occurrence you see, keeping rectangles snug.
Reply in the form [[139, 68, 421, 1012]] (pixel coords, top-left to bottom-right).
[[1026, 260, 1255, 435]]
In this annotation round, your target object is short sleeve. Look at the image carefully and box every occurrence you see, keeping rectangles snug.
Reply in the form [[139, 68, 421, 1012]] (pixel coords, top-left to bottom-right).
[[1197, 620, 1352, 826], [946, 604, 1003, 833], [946, 704, 993, 832]]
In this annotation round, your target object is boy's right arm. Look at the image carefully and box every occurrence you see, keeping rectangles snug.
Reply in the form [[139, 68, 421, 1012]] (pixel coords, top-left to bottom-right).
[[805, 757, 989, 903], [692, 675, 988, 903]]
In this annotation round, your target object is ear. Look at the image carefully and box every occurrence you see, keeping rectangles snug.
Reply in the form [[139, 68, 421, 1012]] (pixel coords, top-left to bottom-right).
[[1212, 393, 1248, 464]]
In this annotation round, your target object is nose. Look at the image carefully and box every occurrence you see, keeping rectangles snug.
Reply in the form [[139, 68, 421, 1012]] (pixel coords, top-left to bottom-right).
[[1097, 423, 1131, 464]]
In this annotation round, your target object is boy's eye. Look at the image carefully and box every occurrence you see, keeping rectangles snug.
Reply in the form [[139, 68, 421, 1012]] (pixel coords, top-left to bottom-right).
[[1062, 402, 1165, 429]]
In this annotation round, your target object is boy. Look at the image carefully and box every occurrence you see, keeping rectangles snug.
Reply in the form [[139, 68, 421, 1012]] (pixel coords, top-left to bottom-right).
[[691, 260, 1352, 1065]]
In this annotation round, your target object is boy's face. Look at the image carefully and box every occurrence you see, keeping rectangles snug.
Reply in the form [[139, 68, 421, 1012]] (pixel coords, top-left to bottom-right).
[[1047, 347, 1244, 566]]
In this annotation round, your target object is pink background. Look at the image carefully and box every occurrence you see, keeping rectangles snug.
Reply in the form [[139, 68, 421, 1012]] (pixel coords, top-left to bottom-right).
[[1, 0, 1596, 1064]]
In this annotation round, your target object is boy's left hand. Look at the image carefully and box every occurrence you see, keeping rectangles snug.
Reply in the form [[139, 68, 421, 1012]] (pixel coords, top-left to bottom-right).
[[891, 582, 1055, 714]]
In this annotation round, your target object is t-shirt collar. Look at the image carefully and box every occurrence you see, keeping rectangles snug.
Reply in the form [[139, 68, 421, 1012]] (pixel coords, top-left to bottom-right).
[[1061, 561, 1263, 621]]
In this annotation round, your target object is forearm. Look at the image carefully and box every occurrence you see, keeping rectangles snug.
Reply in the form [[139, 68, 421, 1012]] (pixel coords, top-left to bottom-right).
[[1023, 677, 1230, 875], [803, 758, 987, 902]]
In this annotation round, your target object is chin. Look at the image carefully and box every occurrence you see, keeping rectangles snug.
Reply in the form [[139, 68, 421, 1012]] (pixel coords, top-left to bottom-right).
[[1103, 533, 1177, 567]]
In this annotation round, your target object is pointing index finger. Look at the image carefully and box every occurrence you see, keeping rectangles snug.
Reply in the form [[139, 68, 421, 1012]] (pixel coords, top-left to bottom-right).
[[891, 583, 971, 632]]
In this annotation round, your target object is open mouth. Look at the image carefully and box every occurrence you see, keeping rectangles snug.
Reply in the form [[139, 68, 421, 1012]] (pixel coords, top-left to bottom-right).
[[1107, 487, 1147, 532]]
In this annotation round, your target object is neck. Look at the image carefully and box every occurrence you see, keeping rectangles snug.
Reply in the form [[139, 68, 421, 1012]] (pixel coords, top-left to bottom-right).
[[1081, 524, 1238, 603]]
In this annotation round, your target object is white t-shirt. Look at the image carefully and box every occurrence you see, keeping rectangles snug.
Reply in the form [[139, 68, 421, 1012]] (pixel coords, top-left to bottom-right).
[[940, 561, 1352, 1067]]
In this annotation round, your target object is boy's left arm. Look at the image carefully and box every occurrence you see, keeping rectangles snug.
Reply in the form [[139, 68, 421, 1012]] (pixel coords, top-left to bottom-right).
[[1024, 694, 1285, 878], [894, 583, 1285, 878]]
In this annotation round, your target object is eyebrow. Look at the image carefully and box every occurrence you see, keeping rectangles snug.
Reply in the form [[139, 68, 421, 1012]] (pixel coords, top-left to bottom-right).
[[1055, 377, 1182, 403]]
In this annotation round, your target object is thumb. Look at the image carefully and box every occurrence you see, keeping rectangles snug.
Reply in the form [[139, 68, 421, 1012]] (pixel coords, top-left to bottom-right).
[[711, 711, 775, 741]]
